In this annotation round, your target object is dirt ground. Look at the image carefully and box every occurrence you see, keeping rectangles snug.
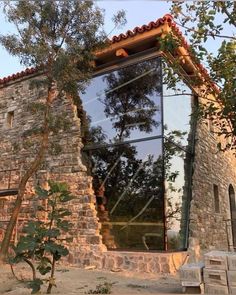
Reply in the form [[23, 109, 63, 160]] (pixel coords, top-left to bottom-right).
[[0, 263, 183, 295]]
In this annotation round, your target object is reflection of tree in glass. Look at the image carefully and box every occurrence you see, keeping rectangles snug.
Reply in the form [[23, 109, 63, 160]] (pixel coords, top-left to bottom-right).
[[87, 129, 186, 250], [80, 58, 188, 250], [88, 130, 186, 224], [102, 59, 162, 140], [164, 130, 186, 230], [85, 59, 164, 227]]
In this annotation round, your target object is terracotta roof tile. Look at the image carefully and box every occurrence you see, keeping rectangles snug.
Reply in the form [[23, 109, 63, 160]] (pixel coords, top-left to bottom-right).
[[111, 14, 172, 43], [0, 67, 38, 86], [0, 14, 218, 92]]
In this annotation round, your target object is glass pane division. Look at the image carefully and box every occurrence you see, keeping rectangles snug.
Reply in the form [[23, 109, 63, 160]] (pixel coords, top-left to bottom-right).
[[163, 76, 193, 148], [80, 58, 162, 146], [164, 140, 191, 250], [83, 139, 165, 251]]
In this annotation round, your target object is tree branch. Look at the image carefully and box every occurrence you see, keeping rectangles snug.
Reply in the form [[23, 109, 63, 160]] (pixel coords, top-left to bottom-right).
[[219, 2, 236, 28], [175, 21, 236, 40]]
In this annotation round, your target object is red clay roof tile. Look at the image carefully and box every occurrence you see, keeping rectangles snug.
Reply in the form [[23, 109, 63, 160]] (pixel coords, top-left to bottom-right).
[[0, 14, 218, 93], [111, 14, 172, 43], [0, 67, 38, 85]]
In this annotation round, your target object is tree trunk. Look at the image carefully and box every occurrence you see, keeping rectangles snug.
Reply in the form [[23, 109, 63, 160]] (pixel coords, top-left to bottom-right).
[[0, 85, 56, 262], [46, 256, 56, 294]]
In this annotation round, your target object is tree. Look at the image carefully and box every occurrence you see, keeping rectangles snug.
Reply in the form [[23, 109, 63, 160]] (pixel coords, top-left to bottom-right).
[[0, 0, 126, 260], [170, 1, 236, 150]]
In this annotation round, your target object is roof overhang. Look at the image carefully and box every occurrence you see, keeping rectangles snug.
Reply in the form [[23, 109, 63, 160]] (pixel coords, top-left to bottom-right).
[[0, 14, 218, 97], [94, 14, 218, 96]]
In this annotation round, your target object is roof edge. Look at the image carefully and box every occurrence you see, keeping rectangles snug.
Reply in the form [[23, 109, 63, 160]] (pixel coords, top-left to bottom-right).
[[0, 13, 218, 93]]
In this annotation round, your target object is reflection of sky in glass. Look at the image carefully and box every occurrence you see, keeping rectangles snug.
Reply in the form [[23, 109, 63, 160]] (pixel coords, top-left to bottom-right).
[[128, 138, 162, 161], [80, 59, 162, 143], [166, 153, 185, 232], [163, 80, 192, 234], [163, 82, 192, 147]]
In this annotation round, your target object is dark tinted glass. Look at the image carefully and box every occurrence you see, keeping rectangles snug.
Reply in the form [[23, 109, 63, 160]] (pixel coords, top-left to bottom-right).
[[81, 58, 162, 145], [83, 139, 164, 250], [81, 56, 194, 251]]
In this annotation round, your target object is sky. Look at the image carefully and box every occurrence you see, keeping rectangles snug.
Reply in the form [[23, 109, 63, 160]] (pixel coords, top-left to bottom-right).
[[0, 1, 233, 79], [0, 1, 172, 78]]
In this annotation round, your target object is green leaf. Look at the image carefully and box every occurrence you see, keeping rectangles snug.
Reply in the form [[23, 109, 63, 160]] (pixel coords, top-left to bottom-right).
[[56, 208, 72, 217], [48, 199, 55, 207], [28, 279, 43, 294], [57, 219, 72, 231], [15, 236, 38, 253], [35, 248, 45, 260], [65, 237, 73, 243], [23, 221, 42, 235], [59, 193, 75, 203], [217, 142, 222, 150], [37, 257, 52, 275], [208, 10, 215, 15], [37, 263, 51, 275], [35, 186, 48, 199], [46, 228, 60, 238], [9, 254, 24, 264], [48, 180, 68, 193], [44, 241, 69, 257]]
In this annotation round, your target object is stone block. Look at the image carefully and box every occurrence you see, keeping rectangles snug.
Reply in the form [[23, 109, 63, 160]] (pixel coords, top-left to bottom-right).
[[229, 286, 236, 294], [203, 268, 227, 286], [161, 263, 170, 273], [227, 270, 236, 287], [115, 256, 124, 267], [179, 263, 204, 283], [138, 261, 148, 272], [204, 284, 229, 294], [227, 253, 236, 270], [204, 251, 228, 270]]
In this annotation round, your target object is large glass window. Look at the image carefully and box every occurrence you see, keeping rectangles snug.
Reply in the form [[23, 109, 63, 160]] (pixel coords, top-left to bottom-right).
[[163, 74, 194, 250], [80, 57, 194, 251], [82, 58, 162, 145], [86, 139, 164, 250]]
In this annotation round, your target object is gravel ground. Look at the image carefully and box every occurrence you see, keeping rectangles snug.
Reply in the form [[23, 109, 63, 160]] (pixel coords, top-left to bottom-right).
[[0, 263, 183, 295]]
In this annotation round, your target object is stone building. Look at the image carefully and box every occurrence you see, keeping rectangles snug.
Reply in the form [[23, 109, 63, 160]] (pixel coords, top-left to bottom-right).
[[0, 14, 236, 274]]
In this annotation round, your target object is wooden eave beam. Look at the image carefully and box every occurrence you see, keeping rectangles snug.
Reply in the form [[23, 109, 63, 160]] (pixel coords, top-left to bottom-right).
[[94, 21, 215, 100], [95, 26, 165, 60], [116, 48, 129, 58]]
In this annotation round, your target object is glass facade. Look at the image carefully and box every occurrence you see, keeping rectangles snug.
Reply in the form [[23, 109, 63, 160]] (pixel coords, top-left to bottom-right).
[[163, 78, 194, 250], [80, 57, 194, 251]]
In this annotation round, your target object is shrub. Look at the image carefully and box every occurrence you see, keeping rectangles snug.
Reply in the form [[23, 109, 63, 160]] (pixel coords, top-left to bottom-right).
[[10, 181, 74, 294]]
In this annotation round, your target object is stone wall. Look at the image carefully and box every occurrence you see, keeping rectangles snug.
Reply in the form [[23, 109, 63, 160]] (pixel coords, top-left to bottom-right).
[[101, 251, 188, 274], [0, 75, 105, 264], [188, 120, 236, 260], [1, 73, 236, 274]]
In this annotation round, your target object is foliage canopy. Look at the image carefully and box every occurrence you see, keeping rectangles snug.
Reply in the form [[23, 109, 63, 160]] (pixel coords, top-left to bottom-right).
[[171, 1, 236, 150]]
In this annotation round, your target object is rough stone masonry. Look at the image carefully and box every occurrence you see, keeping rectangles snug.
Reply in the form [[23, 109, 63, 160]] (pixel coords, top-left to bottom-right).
[[0, 74, 105, 265]]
